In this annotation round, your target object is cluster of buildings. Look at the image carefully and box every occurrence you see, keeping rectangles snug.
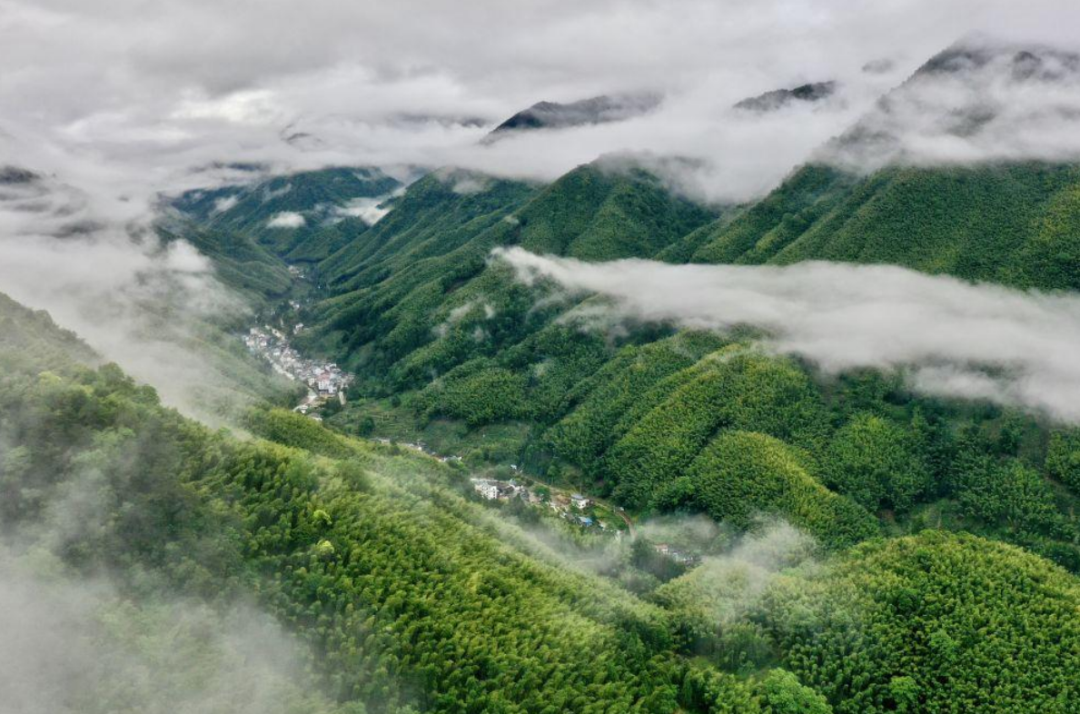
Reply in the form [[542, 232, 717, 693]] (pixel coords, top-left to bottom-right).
[[653, 543, 700, 567], [469, 478, 615, 532], [244, 325, 353, 397], [470, 477, 532, 502]]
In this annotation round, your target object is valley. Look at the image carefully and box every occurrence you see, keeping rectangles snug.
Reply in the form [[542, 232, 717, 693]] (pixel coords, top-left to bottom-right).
[[150, 109, 1080, 708], [4, 11, 1080, 713]]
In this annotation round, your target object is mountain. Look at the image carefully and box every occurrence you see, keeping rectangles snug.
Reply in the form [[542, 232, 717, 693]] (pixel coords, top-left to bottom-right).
[[916, 41, 1080, 79], [172, 165, 401, 257], [0, 162, 105, 237], [175, 153, 1080, 574], [0, 290, 97, 370], [0, 164, 40, 184], [687, 161, 1080, 291], [302, 162, 717, 386], [826, 40, 1080, 171], [733, 81, 837, 112], [485, 92, 662, 139], [0, 291, 719, 713], [171, 52, 1080, 568], [685, 43, 1080, 291], [166, 166, 405, 303], [3, 289, 1078, 713]]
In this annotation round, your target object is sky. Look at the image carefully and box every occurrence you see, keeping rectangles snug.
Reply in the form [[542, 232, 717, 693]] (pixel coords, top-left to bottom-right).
[[3, 0, 1080, 205]]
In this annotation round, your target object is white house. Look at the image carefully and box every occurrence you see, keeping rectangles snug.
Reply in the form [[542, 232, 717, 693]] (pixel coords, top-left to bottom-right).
[[471, 479, 500, 500], [317, 372, 334, 393]]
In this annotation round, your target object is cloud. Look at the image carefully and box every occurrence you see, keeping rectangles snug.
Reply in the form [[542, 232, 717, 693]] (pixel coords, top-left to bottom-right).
[[495, 247, 1080, 422], [0, 557, 326, 714], [266, 210, 305, 228], [3, 2, 1080, 206], [652, 520, 820, 629], [820, 39, 1080, 172], [450, 176, 490, 195], [0, 139, 274, 422], [334, 196, 392, 225], [212, 194, 239, 213]]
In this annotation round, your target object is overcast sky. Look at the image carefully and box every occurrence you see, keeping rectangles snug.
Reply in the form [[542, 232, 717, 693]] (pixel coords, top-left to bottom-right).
[[3, 0, 1080, 205]]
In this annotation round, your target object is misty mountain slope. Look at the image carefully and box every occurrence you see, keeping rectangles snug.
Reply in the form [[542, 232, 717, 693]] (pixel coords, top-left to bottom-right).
[[688, 41, 1080, 288], [172, 167, 402, 274], [177, 166, 400, 238], [315, 169, 538, 290], [297, 162, 715, 386], [166, 166, 408, 305], [0, 291, 807, 714], [170, 154, 1080, 572], [829, 41, 1080, 171], [160, 222, 295, 303], [0, 290, 99, 371], [513, 164, 718, 260], [347, 290, 1080, 571], [657, 530, 1080, 714], [685, 164, 859, 265], [168, 39, 1080, 573], [4, 291, 1078, 713], [690, 161, 1080, 290]]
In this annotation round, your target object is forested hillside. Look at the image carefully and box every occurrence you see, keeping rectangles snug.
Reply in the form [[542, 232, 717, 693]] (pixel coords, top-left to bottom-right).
[[683, 43, 1080, 288], [687, 161, 1080, 291], [172, 151, 1080, 576], [3, 291, 1078, 713], [162, 167, 405, 303], [150, 41, 1080, 711]]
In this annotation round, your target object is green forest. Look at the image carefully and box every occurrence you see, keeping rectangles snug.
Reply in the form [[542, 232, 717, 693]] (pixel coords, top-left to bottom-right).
[[3, 282, 1078, 713]]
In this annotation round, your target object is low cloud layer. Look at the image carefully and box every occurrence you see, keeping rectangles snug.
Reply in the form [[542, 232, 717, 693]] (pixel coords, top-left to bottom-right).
[[267, 210, 305, 228], [0, 558, 324, 714], [496, 247, 1080, 422], [0, 142, 269, 421]]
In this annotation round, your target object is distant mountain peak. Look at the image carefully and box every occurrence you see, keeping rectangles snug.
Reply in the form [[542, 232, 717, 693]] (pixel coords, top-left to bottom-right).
[[0, 165, 41, 185], [820, 38, 1080, 172], [915, 40, 1080, 82], [733, 81, 837, 113], [484, 92, 661, 141]]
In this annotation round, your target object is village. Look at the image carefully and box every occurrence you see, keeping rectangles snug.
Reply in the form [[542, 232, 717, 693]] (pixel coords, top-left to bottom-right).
[[370, 435, 700, 563], [468, 475, 701, 564], [244, 308, 696, 564], [243, 324, 353, 417], [469, 476, 620, 529]]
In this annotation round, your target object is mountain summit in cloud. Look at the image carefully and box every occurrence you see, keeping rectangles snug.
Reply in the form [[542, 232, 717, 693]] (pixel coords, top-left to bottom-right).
[[821, 38, 1080, 171], [484, 93, 662, 141], [733, 81, 838, 112], [916, 40, 1080, 80]]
